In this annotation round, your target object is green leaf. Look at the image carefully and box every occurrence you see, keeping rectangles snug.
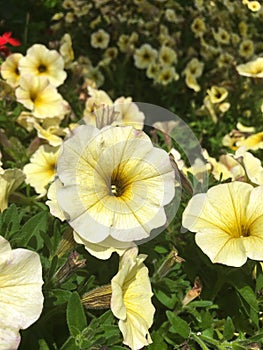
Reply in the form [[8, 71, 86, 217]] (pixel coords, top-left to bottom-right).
[[186, 300, 214, 308], [0, 204, 22, 240], [49, 289, 72, 306], [59, 336, 78, 350], [256, 268, 263, 291], [166, 311, 190, 338], [67, 292, 87, 337], [154, 246, 168, 254], [20, 210, 49, 247], [38, 339, 50, 350], [236, 285, 259, 327], [223, 316, 235, 341], [148, 331, 168, 350], [154, 289, 178, 309]]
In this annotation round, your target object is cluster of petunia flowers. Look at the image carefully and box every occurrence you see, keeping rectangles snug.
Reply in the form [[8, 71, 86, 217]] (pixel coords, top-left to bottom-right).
[[2, 40, 263, 349], [0, 41, 165, 349]]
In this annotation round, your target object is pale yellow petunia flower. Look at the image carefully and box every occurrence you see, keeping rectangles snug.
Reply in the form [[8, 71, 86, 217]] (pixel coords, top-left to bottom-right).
[[156, 66, 179, 85], [59, 33, 74, 68], [15, 76, 66, 119], [158, 46, 177, 66], [247, 1, 261, 11], [191, 17, 206, 37], [238, 39, 255, 59], [207, 86, 228, 104], [236, 57, 263, 78], [90, 29, 110, 49], [111, 247, 155, 350], [183, 182, 263, 267], [212, 27, 230, 45], [236, 131, 263, 151], [19, 44, 67, 87], [113, 97, 145, 130], [133, 44, 158, 69], [183, 58, 204, 79], [1, 53, 23, 87], [56, 125, 175, 245], [23, 145, 60, 196], [32, 118, 67, 147], [0, 236, 44, 350], [234, 147, 263, 185], [185, 73, 201, 92]]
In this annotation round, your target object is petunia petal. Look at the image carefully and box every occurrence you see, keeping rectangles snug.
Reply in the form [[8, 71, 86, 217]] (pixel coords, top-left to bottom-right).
[[196, 230, 247, 267]]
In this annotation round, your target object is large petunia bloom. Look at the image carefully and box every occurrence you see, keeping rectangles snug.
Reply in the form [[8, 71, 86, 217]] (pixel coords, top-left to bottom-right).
[[0, 236, 44, 349], [56, 125, 175, 245], [111, 247, 155, 350], [182, 181, 263, 267], [18, 44, 67, 87]]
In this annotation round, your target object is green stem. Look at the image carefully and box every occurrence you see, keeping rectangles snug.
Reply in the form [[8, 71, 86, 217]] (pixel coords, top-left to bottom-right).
[[191, 333, 210, 350], [24, 12, 30, 45], [196, 334, 232, 350]]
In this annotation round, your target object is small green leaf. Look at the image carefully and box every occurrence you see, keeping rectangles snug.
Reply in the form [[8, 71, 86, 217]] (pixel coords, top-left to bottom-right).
[[38, 339, 50, 350], [148, 331, 168, 350], [236, 285, 259, 327], [20, 210, 49, 247], [154, 289, 177, 309], [154, 246, 168, 254], [49, 289, 72, 306], [166, 311, 190, 338], [223, 316, 235, 340], [59, 336, 78, 350], [186, 300, 214, 308], [67, 291, 87, 337], [0, 204, 22, 240]]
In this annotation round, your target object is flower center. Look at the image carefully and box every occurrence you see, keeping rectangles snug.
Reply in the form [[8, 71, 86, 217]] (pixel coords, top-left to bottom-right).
[[110, 172, 126, 197], [143, 52, 150, 61], [30, 91, 37, 103], [240, 224, 250, 238], [110, 181, 124, 197], [38, 64, 47, 73]]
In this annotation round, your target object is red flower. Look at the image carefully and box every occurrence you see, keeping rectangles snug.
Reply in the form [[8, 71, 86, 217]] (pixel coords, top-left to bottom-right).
[[0, 32, 20, 46], [0, 32, 21, 57]]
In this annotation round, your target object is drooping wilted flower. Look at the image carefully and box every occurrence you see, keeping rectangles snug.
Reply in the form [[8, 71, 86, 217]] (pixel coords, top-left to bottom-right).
[[111, 247, 155, 350]]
